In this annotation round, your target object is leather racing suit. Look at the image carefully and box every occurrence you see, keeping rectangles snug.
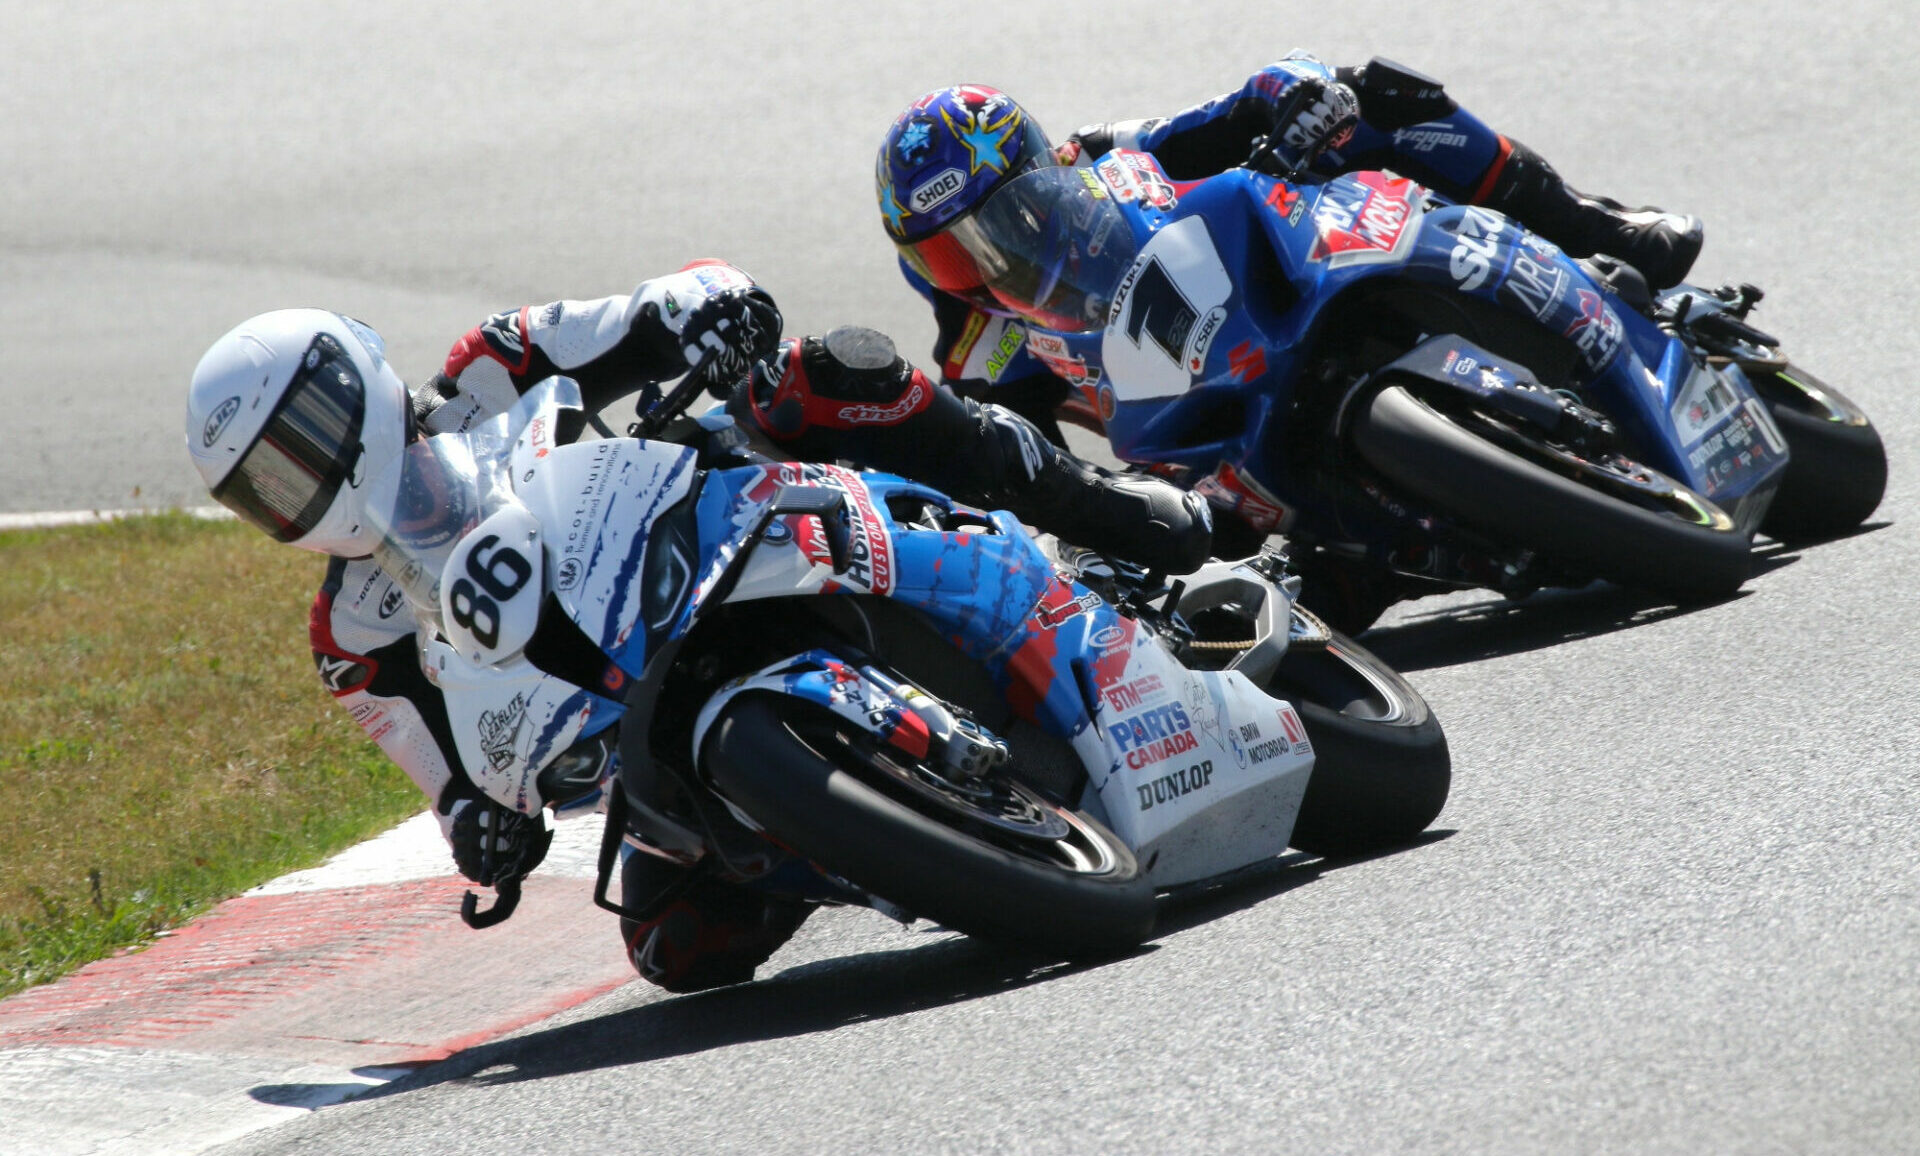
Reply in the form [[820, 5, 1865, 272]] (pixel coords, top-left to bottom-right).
[[901, 54, 1703, 547], [309, 267, 1209, 993]]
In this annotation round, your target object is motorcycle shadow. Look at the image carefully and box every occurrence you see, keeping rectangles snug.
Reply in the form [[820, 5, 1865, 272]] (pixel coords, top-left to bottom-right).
[[1150, 829, 1455, 941], [253, 927, 1148, 1104], [246, 840, 1452, 1108], [1357, 518, 1893, 673], [1357, 581, 1752, 673]]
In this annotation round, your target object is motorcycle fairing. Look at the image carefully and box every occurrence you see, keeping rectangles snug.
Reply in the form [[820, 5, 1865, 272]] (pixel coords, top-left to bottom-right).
[[420, 636, 623, 814], [1058, 163, 1786, 519], [688, 650, 934, 779], [514, 437, 700, 677]]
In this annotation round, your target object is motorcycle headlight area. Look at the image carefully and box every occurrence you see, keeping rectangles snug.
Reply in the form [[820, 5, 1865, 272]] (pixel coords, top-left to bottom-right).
[[642, 494, 700, 634]]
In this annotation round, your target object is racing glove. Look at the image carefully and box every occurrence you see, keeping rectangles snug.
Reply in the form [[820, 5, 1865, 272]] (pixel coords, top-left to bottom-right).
[[1257, 75, 1360, 174], [680, 286, 784, 395], [445, 796, 554, 886]]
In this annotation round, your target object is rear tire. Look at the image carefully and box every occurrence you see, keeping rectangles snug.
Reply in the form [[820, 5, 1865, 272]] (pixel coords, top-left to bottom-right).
[[703, 693, 1155, 957], [1749, 364, 1887, 542], [1352, 385, 1752, 601], [1265, 617, 1451, 856]]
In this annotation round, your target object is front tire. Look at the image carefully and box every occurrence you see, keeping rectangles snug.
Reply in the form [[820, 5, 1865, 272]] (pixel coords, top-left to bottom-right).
[[703, 693, 1155, 956], [1749, 363, 1887, 541], [1265, 613, 1450, 856], [1352, 384, 1753, 601]]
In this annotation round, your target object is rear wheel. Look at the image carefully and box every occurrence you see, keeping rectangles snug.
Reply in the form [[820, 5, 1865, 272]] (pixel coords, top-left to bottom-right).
[[1352, 385, 1752, 601], [1263, 609, 1450, 856], [1748, 363, 1886, 541], [702, 693, 1155, 956]]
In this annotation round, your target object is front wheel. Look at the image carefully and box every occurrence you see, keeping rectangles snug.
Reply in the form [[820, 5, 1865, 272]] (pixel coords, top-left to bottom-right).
[[1352, 385, 1753, 601], [1748, 363, 1887, 541], [1263, 611, 1450, 856], [702, 693, 1155, 957]]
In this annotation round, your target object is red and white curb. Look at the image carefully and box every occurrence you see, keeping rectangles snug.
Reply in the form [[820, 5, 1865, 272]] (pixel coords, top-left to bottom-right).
[[0, 814, 631, 1156]]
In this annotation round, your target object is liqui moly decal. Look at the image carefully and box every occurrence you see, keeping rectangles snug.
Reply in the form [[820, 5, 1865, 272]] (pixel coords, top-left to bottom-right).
[[1309, 172, 1426, 269]]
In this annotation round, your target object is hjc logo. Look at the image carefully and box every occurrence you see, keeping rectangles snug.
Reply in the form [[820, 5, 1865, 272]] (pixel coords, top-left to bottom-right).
[[203, 396, 242, 447]]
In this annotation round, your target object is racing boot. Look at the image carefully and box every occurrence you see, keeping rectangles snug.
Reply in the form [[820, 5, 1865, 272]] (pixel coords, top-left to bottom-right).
[[734, 327, 1213, 574], [1483, 140, 1703, 289], [972, 403, 1214, 575]]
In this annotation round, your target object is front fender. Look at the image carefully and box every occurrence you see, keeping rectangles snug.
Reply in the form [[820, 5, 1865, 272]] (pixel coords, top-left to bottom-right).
[[690, 649, 935, 774]]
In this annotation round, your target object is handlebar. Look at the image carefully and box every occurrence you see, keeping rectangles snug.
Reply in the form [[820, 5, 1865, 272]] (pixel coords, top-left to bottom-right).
[[631, 346, 725, 440]]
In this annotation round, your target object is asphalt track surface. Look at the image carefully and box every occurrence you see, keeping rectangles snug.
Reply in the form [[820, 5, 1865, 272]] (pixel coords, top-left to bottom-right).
[[7, 1, 1920, 1152]]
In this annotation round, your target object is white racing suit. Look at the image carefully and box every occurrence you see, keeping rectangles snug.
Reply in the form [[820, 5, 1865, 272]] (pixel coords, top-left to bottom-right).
[[309, 260, 804, 992]]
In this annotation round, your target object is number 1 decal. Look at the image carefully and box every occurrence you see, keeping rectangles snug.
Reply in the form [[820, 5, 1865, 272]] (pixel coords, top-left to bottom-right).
[[1102, 217, 1234, 403], [1122, 259, 1200, 366]]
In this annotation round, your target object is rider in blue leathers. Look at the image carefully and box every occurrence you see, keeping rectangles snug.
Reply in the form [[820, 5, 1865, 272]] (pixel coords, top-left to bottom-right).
[[873, 55, 1702, 450]]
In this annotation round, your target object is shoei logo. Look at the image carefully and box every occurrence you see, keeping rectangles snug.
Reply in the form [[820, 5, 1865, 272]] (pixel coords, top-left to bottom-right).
[[202, 396, 242, 447], [910, 168, 967, 214]]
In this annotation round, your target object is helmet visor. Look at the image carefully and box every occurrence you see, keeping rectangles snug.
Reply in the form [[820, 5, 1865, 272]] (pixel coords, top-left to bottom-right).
[[898, 166, 1136, 333], [212, 333, 367, 542]]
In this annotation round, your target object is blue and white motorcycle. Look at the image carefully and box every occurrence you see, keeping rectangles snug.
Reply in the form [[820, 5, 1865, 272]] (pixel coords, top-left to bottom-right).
[[949, 149, 1886, 632], [367, 366, 1448, 956]]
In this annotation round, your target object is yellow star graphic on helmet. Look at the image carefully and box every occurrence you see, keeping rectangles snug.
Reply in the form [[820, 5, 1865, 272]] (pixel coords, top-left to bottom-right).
[[941, 101, 1023, 175]]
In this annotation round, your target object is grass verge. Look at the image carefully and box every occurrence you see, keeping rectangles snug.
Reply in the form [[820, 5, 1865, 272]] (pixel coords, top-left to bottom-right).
[[0, 513, 421, 998]]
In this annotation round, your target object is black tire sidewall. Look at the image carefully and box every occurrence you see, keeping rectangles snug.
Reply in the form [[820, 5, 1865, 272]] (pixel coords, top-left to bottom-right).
[[1758, 397, 1887, 541], [702, 693, 1156, 955], [1273, 632, 1451, 856], [1353, 385, 1752, 600]]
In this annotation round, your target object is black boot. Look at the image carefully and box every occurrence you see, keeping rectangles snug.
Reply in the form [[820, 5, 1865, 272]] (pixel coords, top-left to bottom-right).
[[1485, 141, 1703, 289], [734, 327, 1214, 574], [977, 407, 1214, 575]]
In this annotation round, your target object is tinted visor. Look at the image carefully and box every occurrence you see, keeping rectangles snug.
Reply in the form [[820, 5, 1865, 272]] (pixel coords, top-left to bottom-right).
[[212, 333, 367, 542], [898, 165, 1135, 333]]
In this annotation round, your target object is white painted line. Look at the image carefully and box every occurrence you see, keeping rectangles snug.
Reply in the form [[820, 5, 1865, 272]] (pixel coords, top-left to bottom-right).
[[0, 506, 234, 531], [247, 809, 605, 896]]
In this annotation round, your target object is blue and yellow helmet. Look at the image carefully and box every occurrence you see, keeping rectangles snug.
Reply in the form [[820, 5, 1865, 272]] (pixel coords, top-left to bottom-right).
[[877, 84, 1055, 246]]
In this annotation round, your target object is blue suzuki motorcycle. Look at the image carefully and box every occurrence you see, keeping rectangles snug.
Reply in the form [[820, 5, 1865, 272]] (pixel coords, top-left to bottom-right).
[[955, 150, 1885, 632]]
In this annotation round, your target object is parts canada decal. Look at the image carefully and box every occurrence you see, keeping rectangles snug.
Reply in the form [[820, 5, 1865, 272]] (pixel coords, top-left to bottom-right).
[[1108, 702, 1200, 770], [1309, 171, 1425, 268]]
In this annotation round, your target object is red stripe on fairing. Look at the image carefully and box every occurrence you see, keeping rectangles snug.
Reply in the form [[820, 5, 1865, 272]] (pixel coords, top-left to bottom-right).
[[1004, 627, 1062, 723], [1469, 135, 1514, 205]]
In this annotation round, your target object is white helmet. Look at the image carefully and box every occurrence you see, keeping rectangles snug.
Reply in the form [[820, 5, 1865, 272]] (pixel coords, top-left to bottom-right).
[[185, 309, 411, 556]]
